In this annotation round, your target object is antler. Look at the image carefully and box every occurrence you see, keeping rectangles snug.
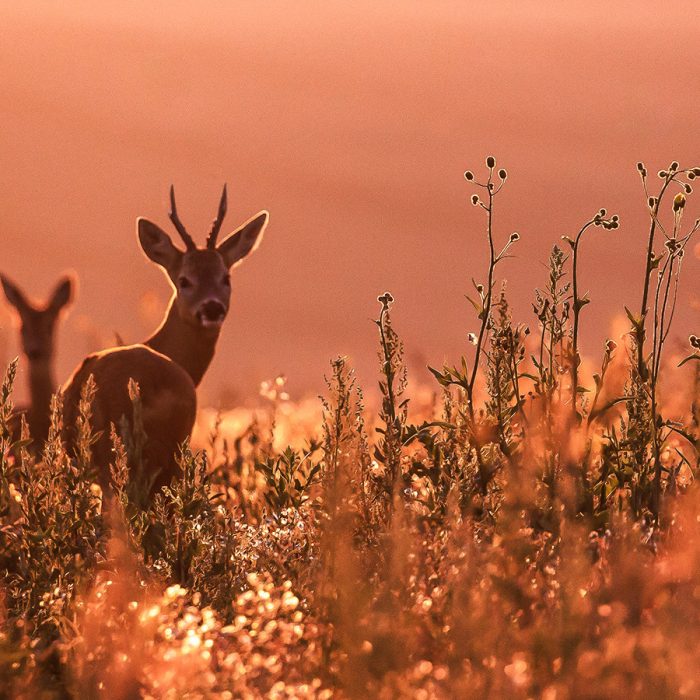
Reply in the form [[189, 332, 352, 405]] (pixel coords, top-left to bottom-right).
[[169, 185, 196, 251], [206, 184, 228, 249]]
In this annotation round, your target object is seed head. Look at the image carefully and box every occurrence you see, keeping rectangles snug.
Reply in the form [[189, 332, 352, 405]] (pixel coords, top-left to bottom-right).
[[377, 291, 394, 308], [498, 169, 507, 180], [464, 170, 474, 181], [486, 156, 495, 168]]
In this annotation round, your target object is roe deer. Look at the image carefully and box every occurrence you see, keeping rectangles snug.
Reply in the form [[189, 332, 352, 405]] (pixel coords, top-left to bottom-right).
[[1, 274, 75, 443], [61, 186, 268, 493]]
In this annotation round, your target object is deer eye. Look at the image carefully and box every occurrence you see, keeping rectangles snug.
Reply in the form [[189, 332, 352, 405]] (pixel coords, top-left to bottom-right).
[[178, 276, 193, 290]]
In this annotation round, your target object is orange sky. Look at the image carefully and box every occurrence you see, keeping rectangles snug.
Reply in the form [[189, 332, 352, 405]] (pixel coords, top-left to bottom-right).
[[1, 1, 698, 406]]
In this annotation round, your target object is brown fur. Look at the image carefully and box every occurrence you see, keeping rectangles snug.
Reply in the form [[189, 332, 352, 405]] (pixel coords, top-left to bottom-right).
[[60, 187, 268, 496]]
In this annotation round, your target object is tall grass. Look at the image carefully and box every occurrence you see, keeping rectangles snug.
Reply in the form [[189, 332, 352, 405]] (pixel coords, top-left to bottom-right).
[[1, 159, 699, 698]]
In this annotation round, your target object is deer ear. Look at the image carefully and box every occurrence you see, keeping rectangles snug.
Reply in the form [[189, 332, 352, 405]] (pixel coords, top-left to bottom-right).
[[137, 218, 182, 272], [217, 211, 269, 269], [0, 274, 29, 313], [48, 275, 75, 313]]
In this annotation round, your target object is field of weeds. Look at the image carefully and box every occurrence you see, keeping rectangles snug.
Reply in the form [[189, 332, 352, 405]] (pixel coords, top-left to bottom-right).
[[1, 159, 699, 699]]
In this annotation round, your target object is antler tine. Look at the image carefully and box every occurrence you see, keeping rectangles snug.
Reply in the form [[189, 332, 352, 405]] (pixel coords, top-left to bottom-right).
[[206, 184, 228, 249], [169, 185, 197, 250]]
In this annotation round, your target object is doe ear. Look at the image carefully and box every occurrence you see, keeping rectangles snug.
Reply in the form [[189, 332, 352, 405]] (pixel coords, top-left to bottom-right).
[[217, 211, 269, 269], [137, 218, 182, 272], [0, 274, 29, 313], [48, 274, 76, 314]]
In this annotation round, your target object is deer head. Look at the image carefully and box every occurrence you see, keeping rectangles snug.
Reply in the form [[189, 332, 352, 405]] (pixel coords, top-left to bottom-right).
[[137, 185, 268, 331], [1, 274, 74, 361]]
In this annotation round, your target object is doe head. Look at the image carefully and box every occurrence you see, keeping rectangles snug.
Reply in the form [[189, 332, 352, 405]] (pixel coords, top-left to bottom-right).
[[137, 185, 268, 330], [1, 274, 75, 361]]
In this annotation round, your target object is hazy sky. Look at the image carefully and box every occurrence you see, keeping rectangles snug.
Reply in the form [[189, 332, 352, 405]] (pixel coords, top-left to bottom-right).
[[1, 1, 698, 406]]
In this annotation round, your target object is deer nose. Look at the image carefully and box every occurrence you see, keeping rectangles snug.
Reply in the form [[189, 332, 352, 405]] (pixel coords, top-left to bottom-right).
[[197, 300, 226, 326]]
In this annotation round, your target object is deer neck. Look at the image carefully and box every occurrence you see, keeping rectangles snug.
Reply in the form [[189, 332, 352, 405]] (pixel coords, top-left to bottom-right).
[[27, 358, 54, 441], [144, 296, 219, 387]]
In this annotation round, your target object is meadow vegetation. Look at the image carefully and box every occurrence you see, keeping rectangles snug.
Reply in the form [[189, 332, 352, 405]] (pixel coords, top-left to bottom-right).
[[1, 159, 699, 698]]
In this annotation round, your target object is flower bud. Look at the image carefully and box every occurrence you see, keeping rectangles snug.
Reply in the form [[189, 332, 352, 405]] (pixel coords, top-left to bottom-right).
[[464, 170, 474, 181], [658, 170, 667, 178], [498, 169, 507, 180], [471, 194, 479, 206], [684, 184, 693, 194], [509, 232, 520, 242], [486, 156, 495, 168], [673, 192, 686, 212], [669, 161, 679, 172]]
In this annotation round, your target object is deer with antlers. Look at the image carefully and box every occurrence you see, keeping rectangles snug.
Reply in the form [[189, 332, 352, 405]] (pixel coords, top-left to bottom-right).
[[1, 274, 75, 444], [61, 186, 268, 493]]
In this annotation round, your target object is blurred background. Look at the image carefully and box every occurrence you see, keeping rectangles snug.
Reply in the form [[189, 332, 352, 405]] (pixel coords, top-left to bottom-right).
[[1, 0, 698, 407]]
